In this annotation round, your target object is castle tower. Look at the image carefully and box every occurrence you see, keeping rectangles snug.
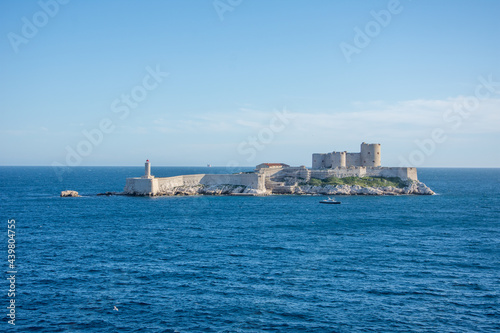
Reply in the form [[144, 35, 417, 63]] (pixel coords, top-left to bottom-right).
[[330, 151, 346, 168], [142, 159, 154, 179], [360, 143, 381, 167], [340, 151, 346, 168]]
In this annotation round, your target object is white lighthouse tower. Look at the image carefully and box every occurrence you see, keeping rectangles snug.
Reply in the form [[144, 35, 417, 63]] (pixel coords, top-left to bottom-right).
[[141, 159, 154, 179]]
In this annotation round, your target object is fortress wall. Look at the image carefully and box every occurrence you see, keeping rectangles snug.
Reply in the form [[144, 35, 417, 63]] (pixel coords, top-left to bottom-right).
[[312, 153, 325, 169], [323, 153, 333, 168], [200, 174, 263, 190], [124, 177, 155, 195], [346, 153, 361, 167], [310, 167, 366, 179], [364, 167, 418, 181], [151, 178, 159, 195], [272, 167, 311, 181], [156, 176, 185, 191], [182, 174, 205, 186], [330, 152, 346, 168], [257, 168, 283, 178], [364, 168, 393, 179], [152, 173, 266, 194], [406, 167, 418, 181], [285, 166, 417, 182], [125, 173, 265, 195], [396, 167, 417, 181]]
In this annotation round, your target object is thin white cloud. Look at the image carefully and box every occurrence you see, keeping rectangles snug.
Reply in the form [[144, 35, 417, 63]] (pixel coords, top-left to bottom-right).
[[126, 97, 500, 143]]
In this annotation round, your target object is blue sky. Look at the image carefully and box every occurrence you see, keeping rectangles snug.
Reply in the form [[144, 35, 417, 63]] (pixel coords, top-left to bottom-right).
[[1, 0, 499, 167]]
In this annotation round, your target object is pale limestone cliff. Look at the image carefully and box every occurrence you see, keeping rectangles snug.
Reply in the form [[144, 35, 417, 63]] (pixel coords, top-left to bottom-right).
[[60, 190, 80, 197], [275, 181, 434, 195], [129, 180, 434, 196]]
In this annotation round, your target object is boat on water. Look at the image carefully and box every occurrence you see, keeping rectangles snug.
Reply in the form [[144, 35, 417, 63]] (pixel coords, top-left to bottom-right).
[[319, 197, 341, 204]]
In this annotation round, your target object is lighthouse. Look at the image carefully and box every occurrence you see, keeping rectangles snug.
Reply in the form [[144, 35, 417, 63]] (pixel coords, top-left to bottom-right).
[[142, 159, 154, 179]]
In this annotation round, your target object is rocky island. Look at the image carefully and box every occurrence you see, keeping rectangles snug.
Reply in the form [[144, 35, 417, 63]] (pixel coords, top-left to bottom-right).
[[123, 143, 435, 196]]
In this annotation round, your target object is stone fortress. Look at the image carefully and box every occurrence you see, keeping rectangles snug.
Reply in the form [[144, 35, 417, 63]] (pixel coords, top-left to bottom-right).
[[309, 142, 417, 181], [123, 142, 429, 196], [258, 143, 418, 194], [313, 142, 381, 169]]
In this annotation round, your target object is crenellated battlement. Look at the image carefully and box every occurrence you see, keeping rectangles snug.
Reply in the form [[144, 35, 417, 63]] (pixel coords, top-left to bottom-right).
[[313, 142, 381, 169]]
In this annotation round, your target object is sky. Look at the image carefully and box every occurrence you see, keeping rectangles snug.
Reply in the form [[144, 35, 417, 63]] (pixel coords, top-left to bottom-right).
[[1, 0, 499, 168]]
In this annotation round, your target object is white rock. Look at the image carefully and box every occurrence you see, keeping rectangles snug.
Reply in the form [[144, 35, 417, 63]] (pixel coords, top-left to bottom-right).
[[60, 190, 80, 197]]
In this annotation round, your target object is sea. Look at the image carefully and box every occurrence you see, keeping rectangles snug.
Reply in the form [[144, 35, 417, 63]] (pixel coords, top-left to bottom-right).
[[1, 166, 499, 332]]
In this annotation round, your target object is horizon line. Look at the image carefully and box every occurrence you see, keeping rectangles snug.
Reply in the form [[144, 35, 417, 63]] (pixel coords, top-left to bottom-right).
[[0, 165, 499, 169]]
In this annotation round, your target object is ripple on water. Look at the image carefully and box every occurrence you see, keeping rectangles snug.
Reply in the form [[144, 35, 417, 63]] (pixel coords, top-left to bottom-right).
[[3, 167, 500, 332]]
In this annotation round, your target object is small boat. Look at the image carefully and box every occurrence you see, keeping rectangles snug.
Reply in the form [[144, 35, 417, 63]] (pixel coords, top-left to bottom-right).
[[319, 197, 341, 204]]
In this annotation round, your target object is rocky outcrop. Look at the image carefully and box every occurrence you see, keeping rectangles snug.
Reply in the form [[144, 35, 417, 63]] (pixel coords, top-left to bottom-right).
[[97, 192, 123, 196], [124, 181, 434, 197], [273, 181, 434, 195], [60, 190, 80, 197], [403, 181, 435, 195], [137, 184, 267, 196]]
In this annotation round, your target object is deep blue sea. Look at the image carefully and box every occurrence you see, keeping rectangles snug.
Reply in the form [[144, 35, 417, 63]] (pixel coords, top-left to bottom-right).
[[1, 167, 499, 332]]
